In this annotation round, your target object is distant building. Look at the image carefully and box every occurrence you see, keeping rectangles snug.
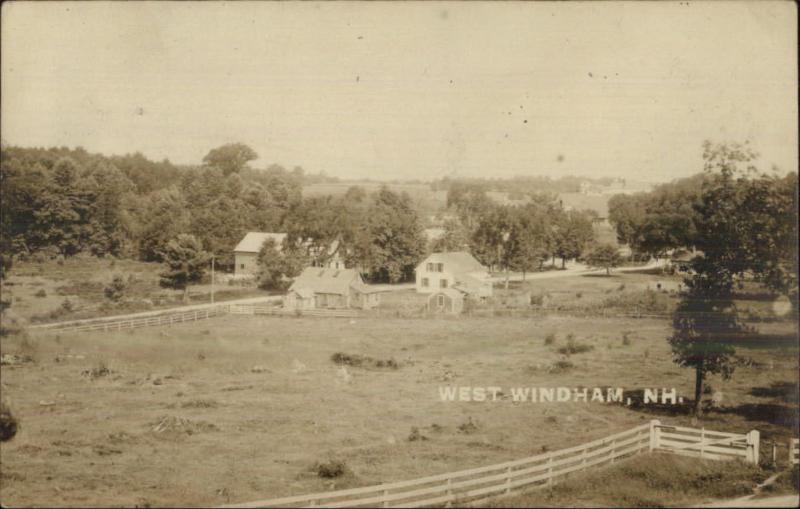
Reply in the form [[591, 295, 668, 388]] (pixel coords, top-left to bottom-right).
[[283, 267, 380, 310], [427, 288, 465, 314], [415, 251, 493, 298], [233, 232, 287, 277], [233, 232, 346, 277]]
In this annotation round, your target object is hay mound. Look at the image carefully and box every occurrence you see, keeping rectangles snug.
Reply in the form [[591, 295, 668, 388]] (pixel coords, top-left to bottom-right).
[[150, 415, 218, 435], [1, 354, 34, 366]]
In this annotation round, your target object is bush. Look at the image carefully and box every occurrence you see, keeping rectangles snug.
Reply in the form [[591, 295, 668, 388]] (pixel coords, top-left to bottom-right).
[[331, 352, 399, 370], [408, 427, 428, 442], [34, 289, 47, 298], [104, 274, 127, 302], [549, 360, 574, 373], [0, 402, 19, 442], [544, 333, 556, 345], [622, 332, 631, 346], [557, 337, 594, 355], [314, 460, 349, 479]]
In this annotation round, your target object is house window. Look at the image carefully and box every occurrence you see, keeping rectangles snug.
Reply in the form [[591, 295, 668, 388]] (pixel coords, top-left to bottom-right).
[[437, 263, 444, 272], [427, 262, 444, 273], [421, 278, 429, 287], [427, 263, 433, 272], [440, 279, 448, 289], [437, 295, 445, 307], [240, 264, 245, 269]]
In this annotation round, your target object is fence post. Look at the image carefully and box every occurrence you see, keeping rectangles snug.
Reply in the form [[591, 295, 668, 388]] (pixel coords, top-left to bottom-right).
[[505, 466, 512, 494], [445, 477, 453, 508], [771, 442, 777, 467], [546, 456, 553, 486], [700, 427, 705, 459], [610, 438, 617, 464], [649, 420, 661, 451], [382, 489, 389, 508], [746, 430, 760, 464]]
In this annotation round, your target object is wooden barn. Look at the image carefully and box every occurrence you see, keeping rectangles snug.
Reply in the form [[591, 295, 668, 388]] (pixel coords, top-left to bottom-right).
[[427, 288, 465, 314], [283, 268, 380, 310]]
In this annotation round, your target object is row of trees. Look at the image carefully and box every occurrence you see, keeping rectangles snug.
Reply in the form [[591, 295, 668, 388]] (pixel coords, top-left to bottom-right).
[[0, 143, 307, 272], [440, 187, 600, 285]]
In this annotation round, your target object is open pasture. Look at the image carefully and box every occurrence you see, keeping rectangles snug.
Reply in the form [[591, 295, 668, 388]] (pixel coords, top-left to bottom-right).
[[0, 312, 796, 507]]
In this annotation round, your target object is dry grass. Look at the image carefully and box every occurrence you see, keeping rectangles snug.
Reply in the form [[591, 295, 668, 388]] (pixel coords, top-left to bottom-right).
[[0, 310, 796, 507], [484, 454, 766, 508]]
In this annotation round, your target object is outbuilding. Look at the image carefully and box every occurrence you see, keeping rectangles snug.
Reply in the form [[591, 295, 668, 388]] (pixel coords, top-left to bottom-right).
[[427, 288, 465, 314]]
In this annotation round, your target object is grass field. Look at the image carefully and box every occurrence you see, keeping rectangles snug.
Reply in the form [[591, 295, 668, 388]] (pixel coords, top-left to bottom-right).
[[1, 310, 796, 507], [2, 257, 264, 325]]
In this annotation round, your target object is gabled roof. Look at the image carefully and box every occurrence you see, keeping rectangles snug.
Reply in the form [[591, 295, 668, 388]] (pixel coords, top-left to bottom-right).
[[234, 232, 287, 253], [428, 288, 465, 300], [289, 267, 365, 296], [417, 251, 487, 275]]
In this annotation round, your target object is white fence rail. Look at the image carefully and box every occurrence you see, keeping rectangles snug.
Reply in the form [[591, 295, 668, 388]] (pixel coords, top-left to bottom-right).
[[229, 305, 359, 318], [652, 423, 757, 463], [221, 420, 759, 509], [30, 305, 231, 333], [792, 438, 799, 465]]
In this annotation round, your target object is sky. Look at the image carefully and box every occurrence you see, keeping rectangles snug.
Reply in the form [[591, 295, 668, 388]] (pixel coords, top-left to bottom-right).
[[1, 1, 797, 183]]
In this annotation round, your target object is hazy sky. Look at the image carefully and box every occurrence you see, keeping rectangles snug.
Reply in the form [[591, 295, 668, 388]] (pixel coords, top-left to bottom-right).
[[2, 1, 797, 182]]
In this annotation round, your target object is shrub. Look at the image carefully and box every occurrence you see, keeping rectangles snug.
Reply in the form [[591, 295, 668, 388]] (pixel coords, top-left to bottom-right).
[[0, 402, 19, 442], [557, 337, 594, 355], [331, 352, 399, 370], [314, 460, 349, 479], [549, 360, 574, 373], [576, 291, 583, 299], [408, 427, 428, 442], [458, 417, 479, 434], [60, 298, 74, 313], [544, 333, 556, 345], [34, 289, 47, 298], [622, 332, 631, 346], [104, 274, 127, 302]]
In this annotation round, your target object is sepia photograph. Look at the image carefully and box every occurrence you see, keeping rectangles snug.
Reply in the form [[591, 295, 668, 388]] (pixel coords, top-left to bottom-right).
[[0, 1, 798, 507]]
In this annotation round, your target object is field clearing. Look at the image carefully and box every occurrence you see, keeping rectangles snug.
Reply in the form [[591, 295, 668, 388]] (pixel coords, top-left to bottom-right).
[[2, 257, 264, 324], [1, 313, 797, 508]]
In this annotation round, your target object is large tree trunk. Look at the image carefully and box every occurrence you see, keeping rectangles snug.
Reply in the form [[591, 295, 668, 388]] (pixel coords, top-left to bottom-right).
[[504, 271, 510, 290], [183, 286, 189, 304], [606, 267, 610, 275], [562, 257, 566, 269], [693, 363, 704, 419], [522, 270, 526, 282]]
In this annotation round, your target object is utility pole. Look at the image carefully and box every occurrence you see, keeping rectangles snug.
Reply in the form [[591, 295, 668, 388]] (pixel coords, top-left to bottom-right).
[[211, 255, 215, 304]]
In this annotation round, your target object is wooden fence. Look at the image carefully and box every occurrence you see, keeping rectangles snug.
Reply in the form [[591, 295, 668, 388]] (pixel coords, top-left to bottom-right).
[[30, 305, 231, 333], [229, 305, 359, 318], [651, 423, 757, 463], [792, 438, 799, 465], [221, 420, 760, 509]]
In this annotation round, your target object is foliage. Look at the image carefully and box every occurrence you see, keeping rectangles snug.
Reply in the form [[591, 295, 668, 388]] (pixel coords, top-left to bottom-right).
[[585, 243, 623, 275], [158, 234, 210, 302], [255, 238, 306, 290], [201, 143, 258, 176], [104, 274, 128, 302]]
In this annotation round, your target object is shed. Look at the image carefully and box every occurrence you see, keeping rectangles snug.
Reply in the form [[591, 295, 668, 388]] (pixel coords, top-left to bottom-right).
[[427, 288, 465, 314]]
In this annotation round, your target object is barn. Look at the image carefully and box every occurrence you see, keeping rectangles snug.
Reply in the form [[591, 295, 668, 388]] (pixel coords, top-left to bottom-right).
[[233, 232, 287, 277], [427, 288, 465, 314], [283, 267, 380, 310]]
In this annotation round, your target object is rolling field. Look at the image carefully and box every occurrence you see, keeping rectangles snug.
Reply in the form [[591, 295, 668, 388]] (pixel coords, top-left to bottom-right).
[[1, 312, 797, 507]]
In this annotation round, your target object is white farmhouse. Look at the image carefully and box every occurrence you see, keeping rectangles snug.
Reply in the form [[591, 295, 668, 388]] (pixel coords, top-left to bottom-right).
[[415, 251, 493, 298]]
